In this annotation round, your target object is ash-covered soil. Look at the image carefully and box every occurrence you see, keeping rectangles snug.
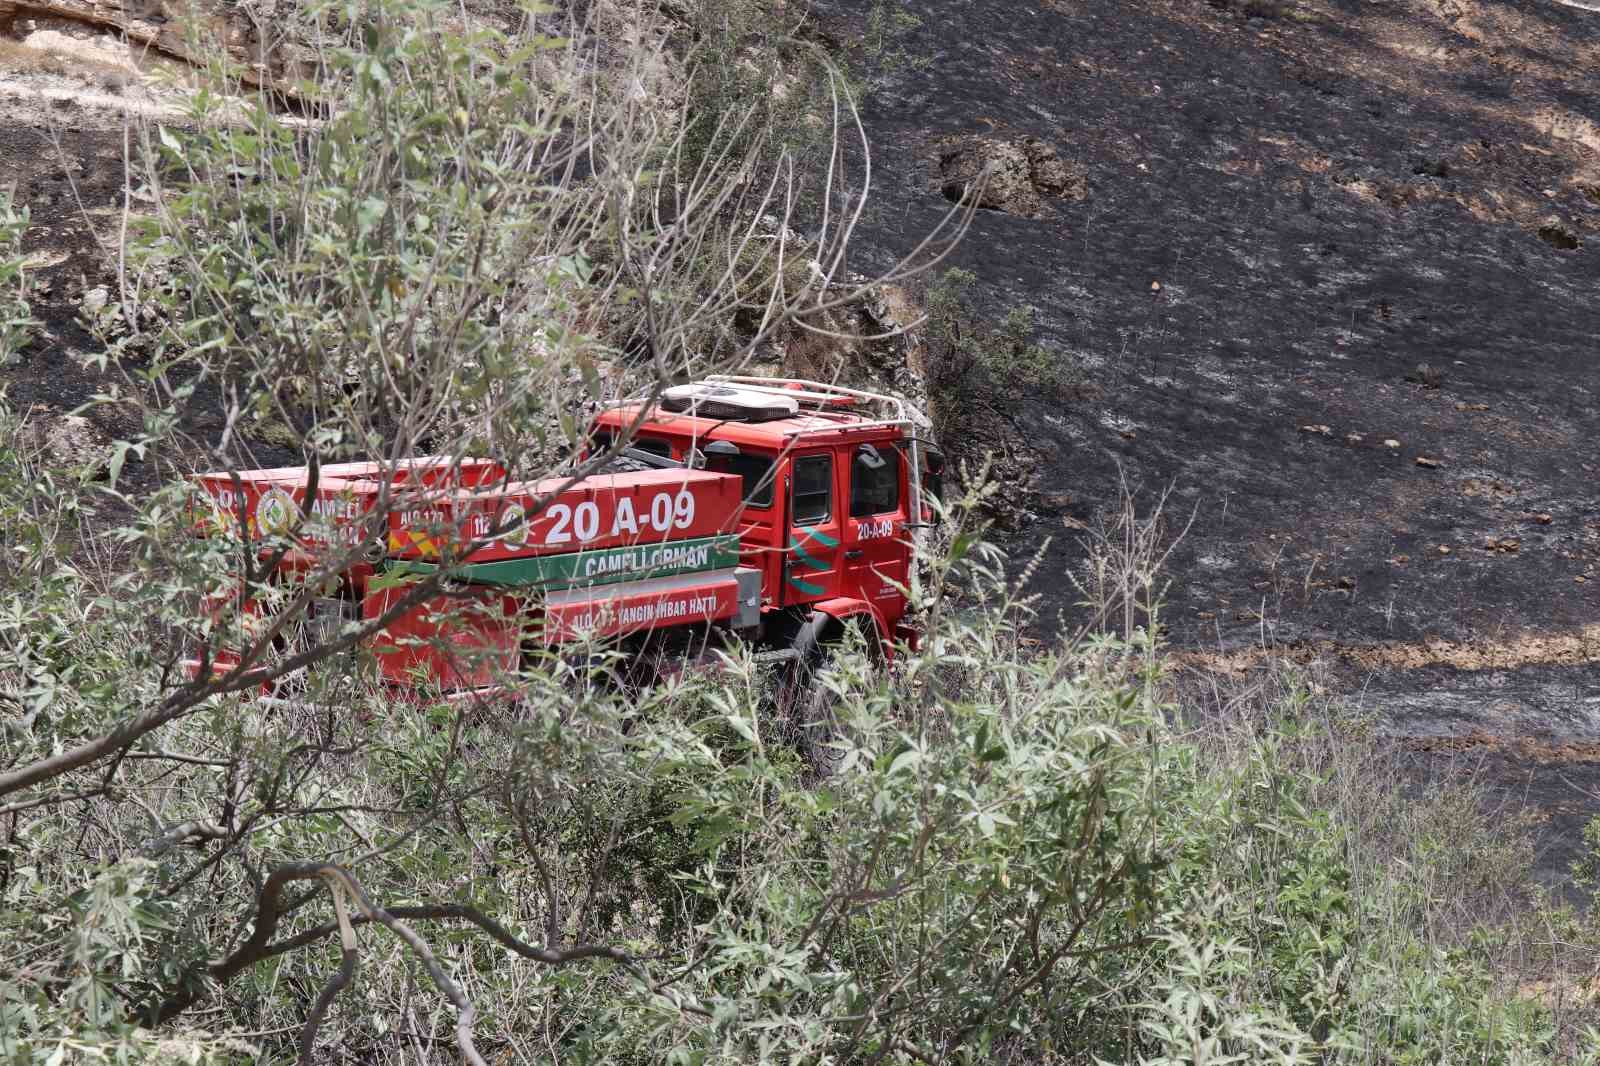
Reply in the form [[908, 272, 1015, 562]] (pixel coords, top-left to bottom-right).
[[1, 113, 134, 417], [819, 0, 1600, 883], [0, 26, 201, 465]]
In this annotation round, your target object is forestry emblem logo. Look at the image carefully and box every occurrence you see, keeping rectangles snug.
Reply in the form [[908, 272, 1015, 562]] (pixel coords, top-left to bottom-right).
[[498, 502, 530, 549], [255, 486, 296, 537]]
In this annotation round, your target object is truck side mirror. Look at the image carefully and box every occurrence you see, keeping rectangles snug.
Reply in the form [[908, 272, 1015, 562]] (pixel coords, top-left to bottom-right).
[[702, 440, 740, 471], [855, 443, 886, 470], [922, 448, 945, 507]]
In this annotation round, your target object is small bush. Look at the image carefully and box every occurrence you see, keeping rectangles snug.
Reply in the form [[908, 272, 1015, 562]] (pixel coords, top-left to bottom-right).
[[925, 267, 1072, 394], [1242, 0, 1287, 18], [0, 188, 33, 366]]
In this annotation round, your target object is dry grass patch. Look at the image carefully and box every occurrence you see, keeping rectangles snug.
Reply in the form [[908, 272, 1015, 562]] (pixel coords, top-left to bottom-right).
[[0, 36, 135, 87]]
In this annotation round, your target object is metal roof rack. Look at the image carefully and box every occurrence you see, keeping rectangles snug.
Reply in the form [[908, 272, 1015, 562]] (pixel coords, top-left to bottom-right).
[[703, 375, 921, 426], [611, 375, 936, 547], [702, 378, 932, 543]]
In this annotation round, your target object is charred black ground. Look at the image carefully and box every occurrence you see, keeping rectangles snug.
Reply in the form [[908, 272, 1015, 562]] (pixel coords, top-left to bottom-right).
[[819, 0, 1600, 886], [2, 118, 130, 421]]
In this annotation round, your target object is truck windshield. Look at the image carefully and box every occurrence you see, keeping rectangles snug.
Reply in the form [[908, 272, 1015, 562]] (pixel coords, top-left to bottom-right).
[[708, 452, 775, 509], [587, 429, 673, 460]]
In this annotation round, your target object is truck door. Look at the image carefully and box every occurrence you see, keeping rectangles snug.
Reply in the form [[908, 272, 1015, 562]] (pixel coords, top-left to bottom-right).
[[841, 441, 909, 620], [783, 451, 841, 605]]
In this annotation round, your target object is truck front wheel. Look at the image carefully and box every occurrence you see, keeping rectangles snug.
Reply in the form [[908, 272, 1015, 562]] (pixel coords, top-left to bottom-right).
[[778, 612, 864, 780]]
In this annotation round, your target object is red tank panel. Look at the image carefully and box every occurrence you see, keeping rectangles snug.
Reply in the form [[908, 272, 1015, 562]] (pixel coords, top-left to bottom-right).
[[539, 571, 741, 642], [385, 469, 743, 562], [363, 586, 521, 690], [193, 457, 503, 549]]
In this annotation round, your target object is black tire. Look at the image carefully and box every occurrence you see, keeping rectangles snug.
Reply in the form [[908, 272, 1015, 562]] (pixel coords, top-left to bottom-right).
[[779, 612, 850, 780], [266, 597, 359, 704], [802, 662, 848, 780]]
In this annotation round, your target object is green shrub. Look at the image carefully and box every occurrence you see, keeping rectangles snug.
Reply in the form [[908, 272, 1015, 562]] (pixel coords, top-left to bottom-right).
[[926, 267, 1070, 394], [0, 187, 32, 366], [0, 410, 1579, 1062]]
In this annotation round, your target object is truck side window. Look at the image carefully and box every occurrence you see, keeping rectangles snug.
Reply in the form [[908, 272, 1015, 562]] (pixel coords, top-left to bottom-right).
[[849, 445, 901, 517], [792, 454, 833, 526]]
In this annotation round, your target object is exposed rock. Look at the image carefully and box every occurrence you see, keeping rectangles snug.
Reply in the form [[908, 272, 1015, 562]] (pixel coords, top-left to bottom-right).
[[935, 134, 1087, 218], [0, 0, 316, 101], [1406, 362, 1444, 388], [28, 409, 111, 478], [1537, 217, 1582, 250]]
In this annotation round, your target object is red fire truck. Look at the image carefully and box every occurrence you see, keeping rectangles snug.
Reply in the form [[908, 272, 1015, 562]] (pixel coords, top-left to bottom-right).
[[189, 377, 942, 710]]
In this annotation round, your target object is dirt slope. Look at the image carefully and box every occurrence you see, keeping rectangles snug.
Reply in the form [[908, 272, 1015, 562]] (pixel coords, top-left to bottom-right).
[[827, 0, 1600, 647], [0, 24, 197, 466]]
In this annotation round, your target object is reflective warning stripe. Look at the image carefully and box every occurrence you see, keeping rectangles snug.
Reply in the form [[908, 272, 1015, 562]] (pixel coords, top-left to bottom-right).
[[390, 534, 741, 590], [786, 528, 835, 596]]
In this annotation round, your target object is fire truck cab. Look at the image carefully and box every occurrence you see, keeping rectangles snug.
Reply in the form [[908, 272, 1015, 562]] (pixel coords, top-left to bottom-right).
[[588, 376, 939, 655]]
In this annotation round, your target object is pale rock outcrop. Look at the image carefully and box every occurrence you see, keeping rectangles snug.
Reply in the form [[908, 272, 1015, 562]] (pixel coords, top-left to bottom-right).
[[935, 134, 1087, 218]]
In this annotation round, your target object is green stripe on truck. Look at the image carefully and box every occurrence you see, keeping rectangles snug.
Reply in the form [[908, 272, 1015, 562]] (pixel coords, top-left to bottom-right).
[[390, 534, 742, 590]]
